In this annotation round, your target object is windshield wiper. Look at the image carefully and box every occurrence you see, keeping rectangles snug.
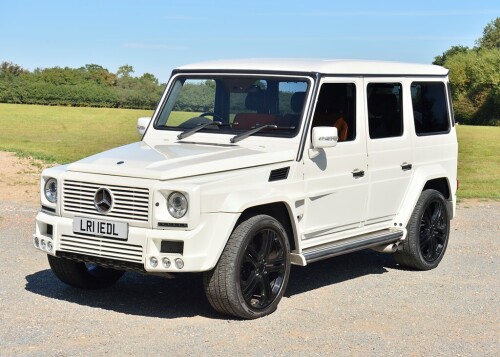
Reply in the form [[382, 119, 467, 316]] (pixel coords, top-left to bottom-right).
[[230, 125, 295, 144], [177, 121, 223, 140]]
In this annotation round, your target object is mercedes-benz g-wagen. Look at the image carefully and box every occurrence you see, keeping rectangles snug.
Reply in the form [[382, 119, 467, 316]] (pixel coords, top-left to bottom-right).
[[34, 59, 458, 319]]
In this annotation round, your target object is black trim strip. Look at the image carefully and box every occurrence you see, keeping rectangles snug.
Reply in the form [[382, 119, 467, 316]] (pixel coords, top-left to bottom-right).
[[303, 230, 403, 263], [57, 251, 145, 272], [172, 69, 318, 77], [41, 205, 56, 213], [158, 222, 188, 228]]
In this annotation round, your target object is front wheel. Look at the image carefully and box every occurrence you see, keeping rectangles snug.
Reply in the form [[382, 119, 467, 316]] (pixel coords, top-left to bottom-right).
[[203, 214, 291, 319], [395, 189, 450, 270], [48, 255, 125, 289]]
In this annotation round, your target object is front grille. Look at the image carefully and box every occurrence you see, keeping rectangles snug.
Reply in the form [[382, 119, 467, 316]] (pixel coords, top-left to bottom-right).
[[60, 234, 143, 263], [63, 180, 150, 222]]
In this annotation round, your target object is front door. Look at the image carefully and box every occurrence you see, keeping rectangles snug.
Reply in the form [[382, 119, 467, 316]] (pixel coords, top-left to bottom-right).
[[302, 79, 368, 242]]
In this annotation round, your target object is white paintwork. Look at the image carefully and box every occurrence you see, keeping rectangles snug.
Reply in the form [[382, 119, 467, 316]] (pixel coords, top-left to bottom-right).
[[137, 117, 151, 136], [311, 126, 338, 148], [66, 142, 296, 181], [177, 58, 449, 76], [34, 59, 457, 274]]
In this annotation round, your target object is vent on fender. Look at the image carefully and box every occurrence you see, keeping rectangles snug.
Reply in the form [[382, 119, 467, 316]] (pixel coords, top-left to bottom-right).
[[269, 167, 290, 182]]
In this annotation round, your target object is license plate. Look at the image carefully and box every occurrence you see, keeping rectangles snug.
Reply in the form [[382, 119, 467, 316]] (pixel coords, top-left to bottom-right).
[[73, 217, 128, 240]]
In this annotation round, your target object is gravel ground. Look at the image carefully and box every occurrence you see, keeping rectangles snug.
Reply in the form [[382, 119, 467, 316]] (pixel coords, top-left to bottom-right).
[[0, 200, 498, 356]]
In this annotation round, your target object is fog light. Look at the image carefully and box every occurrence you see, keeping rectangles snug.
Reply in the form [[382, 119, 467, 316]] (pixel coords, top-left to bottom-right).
[[47, 241, 53, 252], [162, 257, 171, 269], [175, 258, 184, 269], [150, 256, 158, 268], [40, 239, 46, 251], [34, 236, 40, 248]]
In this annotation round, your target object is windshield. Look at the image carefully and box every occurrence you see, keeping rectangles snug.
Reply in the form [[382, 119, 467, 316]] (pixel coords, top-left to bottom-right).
[[155, 76, 309, 139]]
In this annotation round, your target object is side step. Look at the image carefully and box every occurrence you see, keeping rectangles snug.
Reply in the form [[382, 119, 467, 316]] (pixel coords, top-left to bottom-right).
[[302, 229, 404, 264]]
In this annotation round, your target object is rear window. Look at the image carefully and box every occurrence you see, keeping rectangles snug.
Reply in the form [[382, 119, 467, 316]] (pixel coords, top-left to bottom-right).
[[411, 82, 450, 135]]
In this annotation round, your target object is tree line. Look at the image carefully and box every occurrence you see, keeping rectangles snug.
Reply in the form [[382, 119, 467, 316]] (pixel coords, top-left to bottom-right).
[[0, 63, 165, 109], [1, 18, 498, 124], [433, 17, 499, 125]]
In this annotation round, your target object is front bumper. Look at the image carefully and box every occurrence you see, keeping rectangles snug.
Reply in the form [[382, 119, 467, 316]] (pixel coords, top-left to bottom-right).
[[33, 210, 239, 272]]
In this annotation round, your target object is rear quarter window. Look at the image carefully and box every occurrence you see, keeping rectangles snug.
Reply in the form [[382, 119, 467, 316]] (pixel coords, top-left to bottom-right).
[[411, 82, 450, 135]]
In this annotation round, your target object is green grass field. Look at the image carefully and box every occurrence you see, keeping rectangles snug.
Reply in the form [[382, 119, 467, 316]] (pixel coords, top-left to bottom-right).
[[0, 103, 153, 163], [456, 125, 500, 199], [0, 103, 498, 199]]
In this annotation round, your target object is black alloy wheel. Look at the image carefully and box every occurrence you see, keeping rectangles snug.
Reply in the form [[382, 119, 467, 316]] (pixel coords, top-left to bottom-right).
[[418, 198, 448, 263], [240, 227, 287, 310]]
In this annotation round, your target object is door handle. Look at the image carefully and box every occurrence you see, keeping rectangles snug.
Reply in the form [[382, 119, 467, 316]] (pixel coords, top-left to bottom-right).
[[352, 169, 365, 178], [401, 163, 412, 171]]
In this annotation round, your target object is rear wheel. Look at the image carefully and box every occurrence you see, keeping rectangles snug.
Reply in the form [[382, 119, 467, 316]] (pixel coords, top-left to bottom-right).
[[203, 214, 291, 319], [48, 255, 125, 289], [395, 189, 450, 270]]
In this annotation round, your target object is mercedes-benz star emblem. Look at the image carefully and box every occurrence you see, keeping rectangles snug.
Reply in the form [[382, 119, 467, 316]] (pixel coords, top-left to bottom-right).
[[94, 188, 113, 213]]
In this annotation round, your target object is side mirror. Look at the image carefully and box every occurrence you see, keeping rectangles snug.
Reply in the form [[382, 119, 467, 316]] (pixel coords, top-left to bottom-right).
[[311, 126, 338, 149], [137, 117, 151, 136]]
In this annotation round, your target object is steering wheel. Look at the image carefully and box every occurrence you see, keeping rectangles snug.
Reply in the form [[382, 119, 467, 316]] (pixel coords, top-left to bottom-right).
[[200, 112, 224, 122]]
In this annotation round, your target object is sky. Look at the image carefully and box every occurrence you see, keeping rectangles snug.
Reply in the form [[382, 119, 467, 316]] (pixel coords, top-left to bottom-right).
[[1, 0, 498, 82]]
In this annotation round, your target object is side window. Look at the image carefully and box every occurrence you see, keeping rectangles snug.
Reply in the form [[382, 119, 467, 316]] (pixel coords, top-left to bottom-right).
[[311, 83, 356, 142], [411, 82, 450, 135], [367, 83, 403, 139]]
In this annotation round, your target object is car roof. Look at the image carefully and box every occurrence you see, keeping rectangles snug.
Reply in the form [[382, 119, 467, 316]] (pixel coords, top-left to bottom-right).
[[176, 58, 448, 76]]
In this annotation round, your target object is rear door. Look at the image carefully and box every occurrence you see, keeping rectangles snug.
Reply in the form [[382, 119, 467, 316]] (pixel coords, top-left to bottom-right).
[[364, 79, 413, 226]]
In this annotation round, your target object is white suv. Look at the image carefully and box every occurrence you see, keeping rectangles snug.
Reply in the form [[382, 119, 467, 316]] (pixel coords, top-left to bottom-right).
[[34, 59, 458, 319]]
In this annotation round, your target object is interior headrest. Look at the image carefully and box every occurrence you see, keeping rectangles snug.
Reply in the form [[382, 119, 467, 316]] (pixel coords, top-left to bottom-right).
[[290, 92, 306, 113], [245, 90, 266, 112]]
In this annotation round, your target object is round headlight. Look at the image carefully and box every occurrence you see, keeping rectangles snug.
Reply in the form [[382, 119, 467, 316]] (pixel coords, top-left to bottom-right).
[[44, 178, 57, 203], [167, 192, 188, 218]]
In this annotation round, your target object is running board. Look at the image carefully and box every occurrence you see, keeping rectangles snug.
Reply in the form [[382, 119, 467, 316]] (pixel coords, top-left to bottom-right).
[[302, 229, 404, 264]]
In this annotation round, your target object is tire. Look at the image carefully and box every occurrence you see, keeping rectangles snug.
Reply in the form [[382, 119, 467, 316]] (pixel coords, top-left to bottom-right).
[[395, 189, 450, 270], [203, 214, 291, 319], [47, 255, 125, 289]]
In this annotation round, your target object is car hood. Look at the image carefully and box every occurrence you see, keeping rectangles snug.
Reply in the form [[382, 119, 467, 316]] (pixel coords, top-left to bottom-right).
[[67, 142, 295, 180]]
